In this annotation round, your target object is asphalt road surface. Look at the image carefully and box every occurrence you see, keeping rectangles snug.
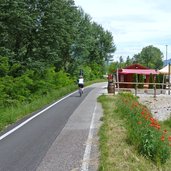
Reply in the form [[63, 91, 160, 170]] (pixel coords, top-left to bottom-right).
[[0, 82, 107, 171]]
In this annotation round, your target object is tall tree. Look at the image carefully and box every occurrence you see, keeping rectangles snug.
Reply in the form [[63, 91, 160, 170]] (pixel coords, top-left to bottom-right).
[[133, 45, 163, 69], [125, 56, 132, 66], [0, 0, 116, 78], [0, 0, 34, 62], [108, 61, 119, 74], [69, 8, 116, 76], [132, 53, 141, 64], [119, 56, 124, 63]]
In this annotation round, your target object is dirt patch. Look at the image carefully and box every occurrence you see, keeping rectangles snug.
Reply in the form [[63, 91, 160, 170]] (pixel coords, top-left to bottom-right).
[[138, 95, 171, 121]]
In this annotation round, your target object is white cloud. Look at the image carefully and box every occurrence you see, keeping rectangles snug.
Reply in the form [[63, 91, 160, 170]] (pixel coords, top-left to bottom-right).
[[74, 0, 171, 61]]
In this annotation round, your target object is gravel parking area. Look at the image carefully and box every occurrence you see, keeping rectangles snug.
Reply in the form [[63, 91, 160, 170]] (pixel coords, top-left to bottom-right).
[[138, 94, 171, 121]]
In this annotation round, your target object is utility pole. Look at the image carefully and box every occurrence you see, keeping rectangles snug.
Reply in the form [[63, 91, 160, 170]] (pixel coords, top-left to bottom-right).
[[166, 45, 168, 65]]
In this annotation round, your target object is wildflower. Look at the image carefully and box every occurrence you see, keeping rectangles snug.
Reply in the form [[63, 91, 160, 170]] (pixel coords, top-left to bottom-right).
[[149, 123, 154, 127], [141, 111, 145, 115], [156, 125, 161, 130], [161, 135, 165, 141], [138, 121, 142, 125], [150, 117, 155, 123], [163, 129, 167, 134], [168, 136, 171, 141]]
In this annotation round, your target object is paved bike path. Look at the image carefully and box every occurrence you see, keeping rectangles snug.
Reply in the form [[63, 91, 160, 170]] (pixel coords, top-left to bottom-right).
[[36, 82, 107, 171]]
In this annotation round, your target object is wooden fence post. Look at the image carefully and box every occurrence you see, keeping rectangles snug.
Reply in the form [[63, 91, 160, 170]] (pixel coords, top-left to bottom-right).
[[169, 63, 171, 95], [113, 82, 115, 95], [154, 83, 156, 98], [135, 83, 138, 96]]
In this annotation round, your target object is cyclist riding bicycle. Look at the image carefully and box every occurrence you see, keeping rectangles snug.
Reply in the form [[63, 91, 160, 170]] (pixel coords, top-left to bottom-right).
[[78, 75, 84, 95]]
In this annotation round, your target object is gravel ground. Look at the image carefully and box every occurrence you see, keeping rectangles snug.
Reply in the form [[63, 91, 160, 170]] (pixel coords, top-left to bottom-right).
[[138, 94, 171, 121]]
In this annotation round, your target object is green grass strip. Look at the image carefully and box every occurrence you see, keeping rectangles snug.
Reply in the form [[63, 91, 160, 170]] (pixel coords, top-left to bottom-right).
[[98, 95, 171, 171]]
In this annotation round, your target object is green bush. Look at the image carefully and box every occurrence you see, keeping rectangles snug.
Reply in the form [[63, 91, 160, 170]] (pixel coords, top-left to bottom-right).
[[158, 74, 165, 89], [0, 66, 75, 107], [155, 75, 160, 89], [133, 74, 138, 88], [138, 74, 144, 88], [0, 79, 6, 106], [54, 70, 74, 88], [0, 71, 34, 106], [149, 74, 154, 89], [0, 56, 9, 77]]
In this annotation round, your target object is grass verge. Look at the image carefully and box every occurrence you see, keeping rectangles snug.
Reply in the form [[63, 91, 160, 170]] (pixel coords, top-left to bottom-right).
[[0, 84, 77, 131], [98, 95, 171, 171]]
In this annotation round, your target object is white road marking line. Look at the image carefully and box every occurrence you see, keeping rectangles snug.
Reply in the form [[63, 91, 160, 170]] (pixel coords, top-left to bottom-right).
[[0, 91, 77, 141], [81, 103, 97, 171]]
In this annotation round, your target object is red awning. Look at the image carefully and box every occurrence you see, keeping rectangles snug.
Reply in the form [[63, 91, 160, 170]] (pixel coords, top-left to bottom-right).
[[119, 69, 158, 75]]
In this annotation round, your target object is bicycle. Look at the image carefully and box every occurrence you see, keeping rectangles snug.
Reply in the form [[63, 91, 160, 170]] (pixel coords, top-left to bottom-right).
[[79, 87, 83, 96]]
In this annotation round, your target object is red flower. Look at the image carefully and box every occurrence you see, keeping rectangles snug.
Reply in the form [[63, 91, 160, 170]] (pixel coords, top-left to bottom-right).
[[149, 123, 154, 127], [138, 121, 142, 125], [150, 117, 155, 123], [156, 125, 161, 130], [168, 136, 171, 141], [161, 135, 165, 141], [141, 111, 145, 115]]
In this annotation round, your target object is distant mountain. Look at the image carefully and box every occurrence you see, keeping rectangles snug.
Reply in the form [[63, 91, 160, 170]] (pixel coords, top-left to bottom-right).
[[163, 58, 171, 66]]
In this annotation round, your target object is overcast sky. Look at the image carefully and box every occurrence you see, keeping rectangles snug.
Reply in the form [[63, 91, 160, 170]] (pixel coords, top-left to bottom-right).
[[74, 0, 171, 62]]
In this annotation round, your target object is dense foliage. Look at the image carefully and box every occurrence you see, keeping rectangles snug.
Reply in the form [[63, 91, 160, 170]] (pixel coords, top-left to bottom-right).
[[132, 45, 163, 69], [0, 0, 116, 107]]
